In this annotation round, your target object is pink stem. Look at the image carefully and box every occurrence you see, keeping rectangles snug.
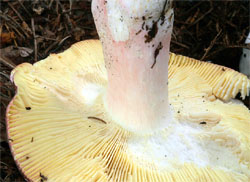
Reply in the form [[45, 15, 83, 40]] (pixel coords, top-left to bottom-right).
[[92, 0, 174, 133]]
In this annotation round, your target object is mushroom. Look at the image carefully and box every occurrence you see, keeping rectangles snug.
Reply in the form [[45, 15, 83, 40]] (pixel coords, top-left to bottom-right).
[[6, 0, 250, 181], [239, 32, 250, 77]]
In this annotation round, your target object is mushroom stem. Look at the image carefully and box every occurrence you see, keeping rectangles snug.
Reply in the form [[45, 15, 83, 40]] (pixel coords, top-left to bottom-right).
[[92, 0, 174, 133]]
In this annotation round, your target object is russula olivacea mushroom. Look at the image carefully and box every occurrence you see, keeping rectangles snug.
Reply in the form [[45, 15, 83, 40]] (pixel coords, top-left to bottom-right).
[[6, 0, 250, 181]]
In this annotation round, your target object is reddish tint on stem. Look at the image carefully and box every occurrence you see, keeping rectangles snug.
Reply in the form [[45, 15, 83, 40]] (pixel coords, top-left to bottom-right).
[[92, 0, 174, 132]]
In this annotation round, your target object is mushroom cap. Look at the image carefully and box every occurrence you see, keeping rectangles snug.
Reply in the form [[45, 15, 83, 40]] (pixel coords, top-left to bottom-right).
[[6, 40, 250, 181]]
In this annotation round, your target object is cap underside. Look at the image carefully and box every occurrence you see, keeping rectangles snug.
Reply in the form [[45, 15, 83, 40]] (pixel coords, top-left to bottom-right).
[[6, 40, 250, 181]]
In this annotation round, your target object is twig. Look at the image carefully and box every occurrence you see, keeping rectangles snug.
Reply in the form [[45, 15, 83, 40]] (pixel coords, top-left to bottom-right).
[[0, 96, 11, 102], [226, 20, 237, 29], [8, 2, 32, 37], [0, 72, 10, 80], [0, 24, 2, 35], [237, 28, 247, 44], [171, 40, 190, 49], [18, 0, 32, 17], [57, 0, 73, 31], [0, 56, 16, 69], [31, 18, 38, 62], [88, 116, 107, 124], [69, 0, 73, 13], [8, 2, 25, 22], [179, 1, 203, 16], [0, 13, 29, 38], [3, 21, 24, 41], [189, 7, 213, 26], [204, 47, 226, 59], [49, 0, 55, 9], [44, 40, 60, 55], [52, 14, 61, 32], [55, 0, 59, 15], [8, 2, 32, 35], [36, 35, 57, 41], [58, 35, 71, 46], [201, 29, 222, 60], [45, 35, 71, 55], [206, 44, 249, 60], [215, 43, 250, 49]]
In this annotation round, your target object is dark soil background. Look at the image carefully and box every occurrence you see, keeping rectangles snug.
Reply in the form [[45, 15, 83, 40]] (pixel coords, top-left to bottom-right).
[[0, 0, 249, 181]]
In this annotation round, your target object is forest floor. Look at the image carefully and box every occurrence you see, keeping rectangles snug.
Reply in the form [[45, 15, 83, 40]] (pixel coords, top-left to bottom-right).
[[0, 0, 249, 181]]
